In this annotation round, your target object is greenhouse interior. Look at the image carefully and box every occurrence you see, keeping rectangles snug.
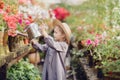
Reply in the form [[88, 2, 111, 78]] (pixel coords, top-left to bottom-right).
[[0, 0, 120, 80]]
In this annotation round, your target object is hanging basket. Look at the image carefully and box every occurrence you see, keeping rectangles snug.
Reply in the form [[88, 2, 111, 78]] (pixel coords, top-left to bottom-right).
[[3, 30, 9, 54], [0, 31, 4, 45], [0, 31, 6, 56], [28, 52, 40, 65]]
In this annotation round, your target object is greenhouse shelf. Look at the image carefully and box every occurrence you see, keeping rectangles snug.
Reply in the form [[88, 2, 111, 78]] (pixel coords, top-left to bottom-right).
[[0, 44, 32, 80]]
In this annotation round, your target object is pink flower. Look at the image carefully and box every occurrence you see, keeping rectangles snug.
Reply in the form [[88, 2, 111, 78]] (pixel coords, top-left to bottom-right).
[[0, 9, 4, 14], [3, 15, 18, 29], [8, 28, 17, 37], [86, 39, 93, 45], [96, 34, 102, 39], [18, 19, 22, 24], [77, 26, 83, 31], [25, 20, 31, 26], [94, 38, 100, 46], [18, 0, 28, 5], [7, 22, 17, 29]]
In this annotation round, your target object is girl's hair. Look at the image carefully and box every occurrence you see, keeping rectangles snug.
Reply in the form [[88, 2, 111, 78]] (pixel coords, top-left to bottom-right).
[[55, 26, 67, 43]]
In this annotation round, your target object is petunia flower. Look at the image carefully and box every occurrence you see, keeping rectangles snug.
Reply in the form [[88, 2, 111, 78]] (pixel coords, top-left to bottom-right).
[[86, 39, 93, 45]]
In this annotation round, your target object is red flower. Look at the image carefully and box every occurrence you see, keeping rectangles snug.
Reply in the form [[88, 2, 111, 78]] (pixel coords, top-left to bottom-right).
[[53, 7, 70, 21], [3, 14, 19, 29], [18, 0, 28, 5], [7, 22, 17, 29], [108, 71, 113, 76], [6, 6, 11, 13], [8, 28, 17, 37], [0, 1, 4, 9]]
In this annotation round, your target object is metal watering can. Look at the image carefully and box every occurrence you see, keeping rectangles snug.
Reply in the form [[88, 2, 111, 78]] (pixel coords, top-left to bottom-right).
[[25, 23, 42, 40]]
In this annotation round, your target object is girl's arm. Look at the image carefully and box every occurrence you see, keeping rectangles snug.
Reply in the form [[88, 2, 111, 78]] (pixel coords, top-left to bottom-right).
[[42, 30, 67, 52], [39, 24, 68, 52], [44, 36, 67, 52], [32, 40, 48, 53]]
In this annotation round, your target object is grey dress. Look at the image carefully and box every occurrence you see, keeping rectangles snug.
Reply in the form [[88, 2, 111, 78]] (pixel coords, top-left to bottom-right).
[[33, 36, 68, 80]]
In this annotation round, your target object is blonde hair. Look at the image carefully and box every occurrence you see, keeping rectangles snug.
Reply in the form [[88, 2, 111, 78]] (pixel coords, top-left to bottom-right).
[[53, 19, 71, 44], [55, 26, 67, 43]]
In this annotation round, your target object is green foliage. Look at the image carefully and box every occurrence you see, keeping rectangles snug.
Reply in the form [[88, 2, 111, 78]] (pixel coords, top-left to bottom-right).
[[59, 0, 120, 74], [7, 59, 41, 80], [102, 60, 120, 73], [94, 38, 120, 73], [59, 0, 120, 41], [0, 14, 6, 31]]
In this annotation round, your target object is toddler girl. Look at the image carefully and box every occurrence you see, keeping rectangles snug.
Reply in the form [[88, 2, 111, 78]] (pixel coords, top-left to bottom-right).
[[32, 19, 71, 80]]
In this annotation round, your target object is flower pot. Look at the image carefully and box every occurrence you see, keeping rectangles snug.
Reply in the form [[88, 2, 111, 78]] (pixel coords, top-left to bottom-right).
[[83, 50, 90, 57], [97, 68, 104, 79], [77, 40, 84, 50], [88, 55, 94, 67], [8, 35, 23, 52], [28, 52, 40, 65]]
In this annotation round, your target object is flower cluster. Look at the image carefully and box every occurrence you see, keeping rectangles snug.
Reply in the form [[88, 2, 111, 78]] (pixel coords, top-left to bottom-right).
[[86, 38, 100, 47], [53, 7, 70, 21], [0, 0, 35, 37]]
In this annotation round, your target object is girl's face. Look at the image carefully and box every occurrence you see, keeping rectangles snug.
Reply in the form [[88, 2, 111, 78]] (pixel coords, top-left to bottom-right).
[[53, 26, 65, 41]]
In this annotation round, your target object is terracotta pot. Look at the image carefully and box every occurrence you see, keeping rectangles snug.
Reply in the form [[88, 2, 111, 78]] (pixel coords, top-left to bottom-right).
[[24, 38, 29, 44], [28, 52, 40, 65]]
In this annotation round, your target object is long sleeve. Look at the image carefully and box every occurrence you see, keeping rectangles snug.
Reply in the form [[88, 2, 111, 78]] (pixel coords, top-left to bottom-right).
[[33, 43, 48, 53], [44, 36, 68, 52]]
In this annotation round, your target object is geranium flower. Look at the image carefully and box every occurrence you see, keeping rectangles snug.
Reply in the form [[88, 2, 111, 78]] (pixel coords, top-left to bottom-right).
[[86, 39, 93, 45], [18, 0, 28, 5], [8, 28, 17, 37], [7, 22, 17, 29], [18, 19, 22, 24], [0, 1, 4, 9], [94, 38, 100, 46], [25, 20, 31, 26], [53, 7, 70, 21], [6, 6, 11, 13], [0, 9, 4, 14], [3, 15, 18, 29], [15, 14, 23, 25]]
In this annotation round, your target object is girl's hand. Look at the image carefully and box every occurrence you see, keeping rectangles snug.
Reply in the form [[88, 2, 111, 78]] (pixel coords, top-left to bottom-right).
[[49, 9, 55, 19], [31, 39, 38, 45], [39, 24, 46, 33], [39, 24, 48, 37]]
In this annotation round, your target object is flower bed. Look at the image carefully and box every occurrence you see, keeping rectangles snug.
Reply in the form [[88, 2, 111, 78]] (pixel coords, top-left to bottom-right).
[[58, 0, 120, 79]]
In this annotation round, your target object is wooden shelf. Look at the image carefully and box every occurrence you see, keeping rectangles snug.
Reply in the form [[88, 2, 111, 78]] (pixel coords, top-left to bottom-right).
[[8, 44, 32, 68], [0, 44, 32, 80], [79, 58, 99, 80], [0, 45, 32, 68]]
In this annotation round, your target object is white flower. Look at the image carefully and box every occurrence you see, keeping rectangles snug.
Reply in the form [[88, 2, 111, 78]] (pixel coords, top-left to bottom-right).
[[116, 36, 120, 40]]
